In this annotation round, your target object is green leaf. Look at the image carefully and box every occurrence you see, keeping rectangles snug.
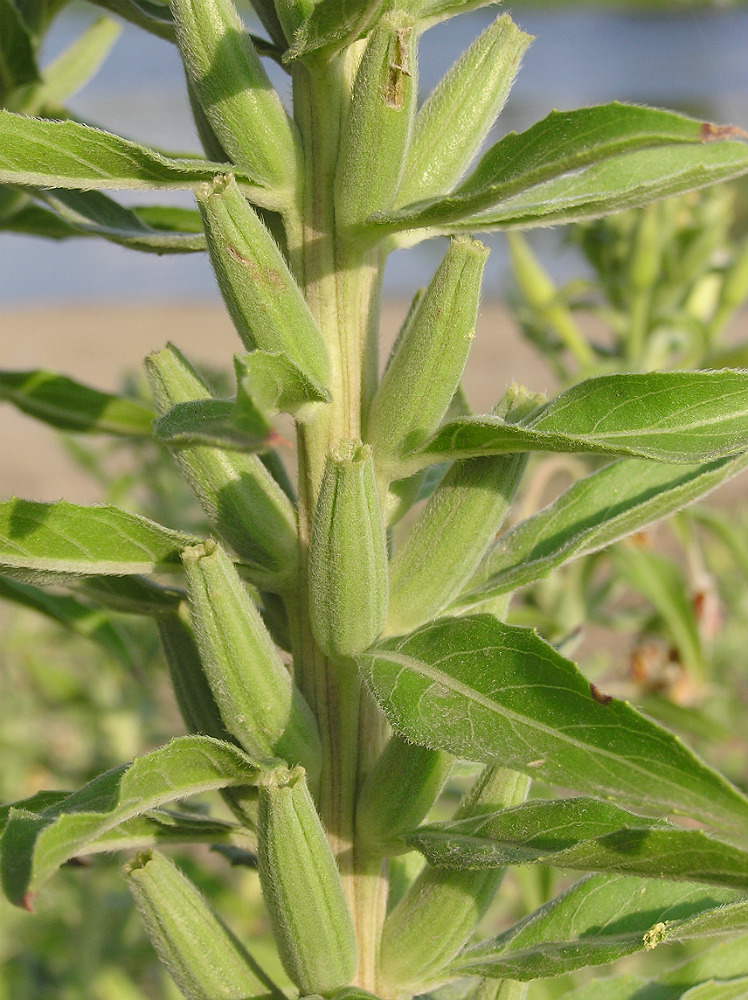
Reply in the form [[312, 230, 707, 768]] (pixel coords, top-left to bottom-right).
[[1, 791, 69, 832], [0, 200, 79, 239], [0, 368, 155, 435], [153, 398, 271, 451], [75, 575, 184, 615], [451, 874, 748, 982], [86, 0, 175, 41], [0, 0, 40, 99], [0, 574, 137, 666], [369, 105, 748, 233], [409, 796, 748, 890], [0, 110, 262, 192], [0, 735, 268, 907], [235, 350, 331, 415], [455, 452, 748, 608], [0, 498, 196, 580], [414, 372, 748, 470], [449, 143, 748, 233], [357, 615, 748, 834], [284, 0, 384, 61], [562, 972, 748, 1000], [30, 190, 206, 252]]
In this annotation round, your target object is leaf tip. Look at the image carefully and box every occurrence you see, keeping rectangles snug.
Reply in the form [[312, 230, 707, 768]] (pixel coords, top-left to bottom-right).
[[20, 891, 34, 913]]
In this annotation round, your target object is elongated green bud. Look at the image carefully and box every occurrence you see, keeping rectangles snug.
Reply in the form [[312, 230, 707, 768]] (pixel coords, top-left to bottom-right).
[[183, 539, 321, 783], [395, 15, 531, 207], [335, 12, 417, 229], [386, 387, 540, 635], [356, 736, 452, 853], [378, 768, 530, 996], [145, 344, 298, 589], [308, 441, 388, 658], [367, 237, 488, 475], [196, 175, 331, 401], [170, 0, 298, 192], [126, 850, 280, 1000], [257, 767, 357, 994]]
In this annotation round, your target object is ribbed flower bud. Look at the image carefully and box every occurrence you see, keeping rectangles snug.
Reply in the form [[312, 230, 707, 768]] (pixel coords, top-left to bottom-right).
[[308, 441, 388, 658], [335, 12, 417, 229], [356, 736, 452, 853], [395, 15, 531, 207], [378, 768, 530, 996], [145, 343, 298, 589], [256, 766, 357, 994], [196, 174, 331, 405], [386, 387, 540, 634], [170, 0, 299, 193], [182, 539, 321, 783], [126, 850, 277, 1000], [366, 237, 489, 479]]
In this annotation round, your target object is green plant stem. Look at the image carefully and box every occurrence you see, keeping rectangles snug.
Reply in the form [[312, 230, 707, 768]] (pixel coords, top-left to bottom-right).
[[289, 52, 389, 988]]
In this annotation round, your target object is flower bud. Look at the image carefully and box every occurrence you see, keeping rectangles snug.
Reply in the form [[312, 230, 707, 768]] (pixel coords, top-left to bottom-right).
[[256, 766, 357, 994], [145, 343, 298, 589], [183, 539, 321, 783], [308, 441, 388, 658], [196, 175, 331, 402], [335, 12, 417, 229], [366, 238, 488, 478], [126, 850, 277, 1000], [386, 386, 540, 635], [395, 15, 531, 207], [378, 768, 529, 995], [356, 736, 452, 853], [170, 0, 299, 192]]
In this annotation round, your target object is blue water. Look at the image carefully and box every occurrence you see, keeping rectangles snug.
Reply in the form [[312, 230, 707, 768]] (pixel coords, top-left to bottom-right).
[[1, 6, 746, 303]]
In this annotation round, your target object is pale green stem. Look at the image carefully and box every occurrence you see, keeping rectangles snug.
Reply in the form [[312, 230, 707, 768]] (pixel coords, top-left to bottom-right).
[[288, 52, 389, 989]]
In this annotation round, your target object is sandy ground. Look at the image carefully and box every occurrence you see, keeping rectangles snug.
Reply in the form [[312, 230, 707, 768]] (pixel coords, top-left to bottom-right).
[[0, 301, 554, 503], [1, 301, 747, 508]]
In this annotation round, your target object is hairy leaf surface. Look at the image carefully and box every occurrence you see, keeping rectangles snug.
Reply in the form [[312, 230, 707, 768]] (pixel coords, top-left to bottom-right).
[[415, 372, 748, 469], [456, 452, 748, 606], [358, 615, 748, 833], [451, 875, 748, 981], [0, 736, 266, 906], [0, 110, 260, 191], [0, 368, 154, 435], [409, 797, 748, 889], [0, 498, 196, 578]]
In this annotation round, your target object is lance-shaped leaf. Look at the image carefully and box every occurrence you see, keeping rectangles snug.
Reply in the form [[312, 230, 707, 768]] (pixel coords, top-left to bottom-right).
[[565, 975, 748, 1000], [0, 110, 263, 193], [31, 191, 206, 253], [153, 398, 270, 451], [0, 735, 268, 907], [0, 369, 154, 436], [451, 875, 748, 982], [455, 451, 748, 608], [409, 796, 748, 890], [444, 142, 748, 233], [0, 574, 137, 666], [87, 0, 175, 40], [357, 615, 748, 834], [412, 372, 748, 471], [75, 575, 184, 615], [368, 104, 748, 233], [563, 934, 748, 1000], [0, 498, 196, 580]]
